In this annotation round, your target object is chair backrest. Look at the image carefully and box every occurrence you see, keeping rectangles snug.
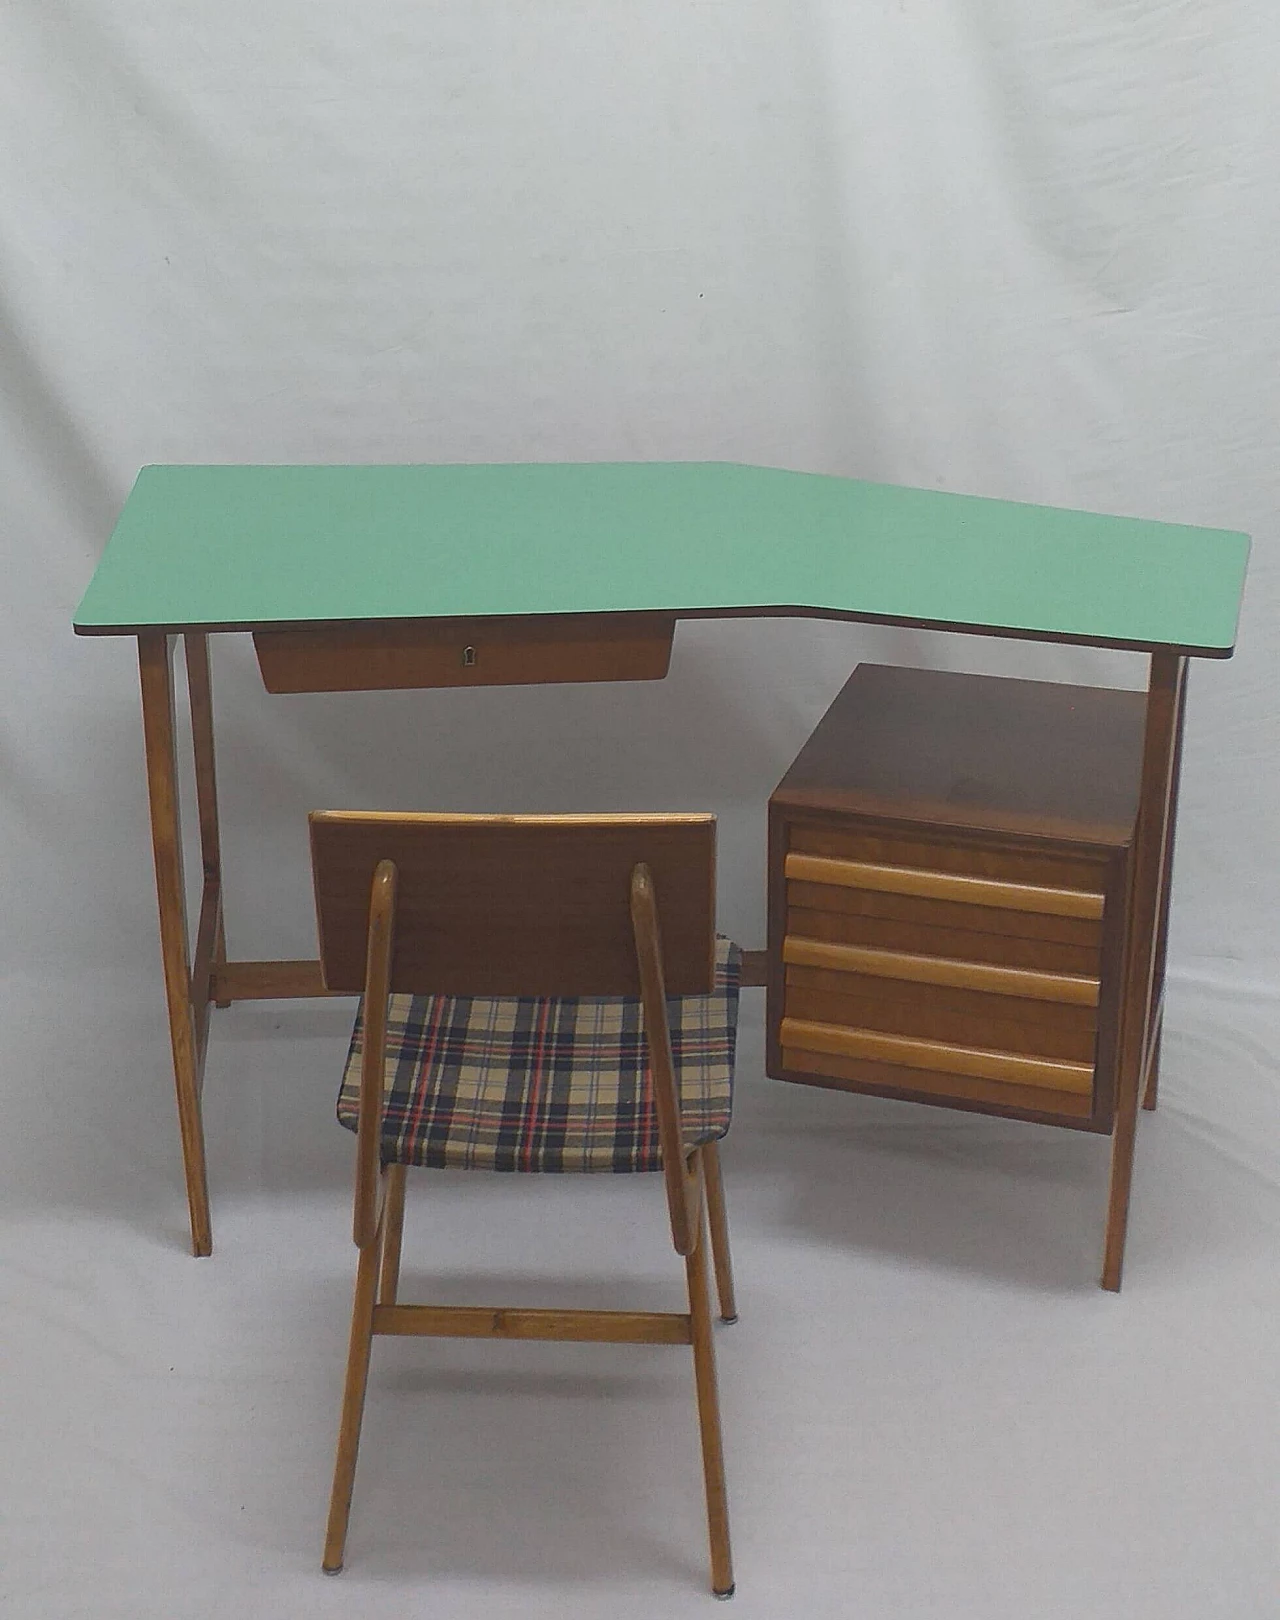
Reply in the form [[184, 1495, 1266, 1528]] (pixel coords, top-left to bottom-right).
[[310, 812, 717, 998]]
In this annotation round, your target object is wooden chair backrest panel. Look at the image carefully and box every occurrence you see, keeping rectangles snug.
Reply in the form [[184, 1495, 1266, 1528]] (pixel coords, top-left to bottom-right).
[[310, 812, 716, 998]]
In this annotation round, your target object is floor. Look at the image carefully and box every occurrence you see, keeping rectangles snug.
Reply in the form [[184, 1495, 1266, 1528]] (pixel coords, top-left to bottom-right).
[[3, 971, 1278, 1619]]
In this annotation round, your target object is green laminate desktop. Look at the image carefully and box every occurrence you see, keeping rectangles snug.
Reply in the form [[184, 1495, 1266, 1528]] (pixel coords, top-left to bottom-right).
[[73, 461, 1249, 654]]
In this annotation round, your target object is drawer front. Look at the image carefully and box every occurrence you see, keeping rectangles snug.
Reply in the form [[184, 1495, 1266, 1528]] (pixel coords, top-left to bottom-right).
[[779, 1015, 1094, 1100], [779, 1043, 1096, 1124], [783, 962, 1098, 1063], [773, 821, 1116, 1125], [789, 823, 1108, 896], [254, 614, 675, 693], [786, 893, 1102, 975], [786, 878, 1103, 954]]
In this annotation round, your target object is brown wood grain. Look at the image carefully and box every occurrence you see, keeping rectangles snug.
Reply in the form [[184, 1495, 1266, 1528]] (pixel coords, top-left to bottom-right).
[[779, 1045, 1097, 1125], [786, 877, 1105, 948], [210, 959, 343, 1000], [255, 613, 675, 692], [1102, 653, 1184, 1290], [184, 635, 223, 881], [685, 1179, 734, 1596], [189, 880, 222, 1079], [378, 1165, 407, 1308], [138, 633, 211, 1256], [353, 861, 396, 1252], [772, 663, 1145, 844], [788, 824, 1113, 892], [184, 634, 230, 1010], [631, 863, 699, 1258], [701, 1141, 737, 1322], [782, 969, 1098, 1063], [782, 935, 1100, 1005], [780, 1016, 1095, 1093], [785, 899, 1102, 973], [371, 1303, 693, 1344], [768, 664, 1140, 1178], [1143, 667, 1189, 1111], [765, 795, 789, 1081], [737, 948, 767, 987], [311, 812, 716, 998], [785, 851, 1105, 918], [323, 1184, 385, 1573]]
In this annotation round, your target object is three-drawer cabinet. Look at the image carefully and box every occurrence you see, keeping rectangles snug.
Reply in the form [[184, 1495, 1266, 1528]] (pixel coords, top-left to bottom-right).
[[768, 664, 1148, 1135]]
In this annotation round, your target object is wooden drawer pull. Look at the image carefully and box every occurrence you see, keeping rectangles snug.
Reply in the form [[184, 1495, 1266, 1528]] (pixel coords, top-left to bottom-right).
[[785, 853, 1105, 920], [783, 936, 1100, 1006], [780, 1017, 1095, 1095]]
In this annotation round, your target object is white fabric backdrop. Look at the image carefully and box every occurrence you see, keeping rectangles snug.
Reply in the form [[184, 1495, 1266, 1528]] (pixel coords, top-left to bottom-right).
[[2, 4, 1277, 1617]]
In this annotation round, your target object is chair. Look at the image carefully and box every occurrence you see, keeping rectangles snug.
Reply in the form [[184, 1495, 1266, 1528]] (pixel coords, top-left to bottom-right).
[[309, 811, 742, 1597]]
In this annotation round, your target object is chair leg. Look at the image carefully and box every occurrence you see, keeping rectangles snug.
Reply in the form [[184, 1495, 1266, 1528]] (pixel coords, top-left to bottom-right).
[[379, 1165, 408, 1306], [700, 1142, 737, 1324], [686, 1198, 734, 1598], [323, 1202, 384, 1574]]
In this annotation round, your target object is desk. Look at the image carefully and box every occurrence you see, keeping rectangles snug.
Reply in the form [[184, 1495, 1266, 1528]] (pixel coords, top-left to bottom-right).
[[74, 462, 1249, 1284]]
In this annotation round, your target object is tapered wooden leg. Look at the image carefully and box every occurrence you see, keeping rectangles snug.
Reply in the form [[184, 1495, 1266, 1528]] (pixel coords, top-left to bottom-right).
[[1142, 665, 1187, 1112], [379, 1165, 408, 1306], [212, 912, 231, 1010], [1102, 653, 1184, 1291], [323, 1195, 386, 1574], [686, 1194, 734, 1597], [138, 634, 212, 1257], [701, 1143, 738, 1324], [184, 635, 231, 1009]]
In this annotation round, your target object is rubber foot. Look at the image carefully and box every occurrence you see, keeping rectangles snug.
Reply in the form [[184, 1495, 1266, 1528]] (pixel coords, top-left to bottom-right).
[[322, 1563, 344, 1576], [720, 1313, 739, 1325], [713, 1583, 736, 1600]]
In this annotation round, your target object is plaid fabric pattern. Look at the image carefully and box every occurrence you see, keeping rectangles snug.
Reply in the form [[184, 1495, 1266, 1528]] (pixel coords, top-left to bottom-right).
[[337, 938, 740, 1173]]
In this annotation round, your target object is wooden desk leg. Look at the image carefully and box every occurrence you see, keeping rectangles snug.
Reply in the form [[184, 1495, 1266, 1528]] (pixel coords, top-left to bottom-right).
[[1142, 666, 1188, 1112], [139, 633, 212, 1256], [185, 635, 230, 1010], [1102, 652, 1185, 1291]]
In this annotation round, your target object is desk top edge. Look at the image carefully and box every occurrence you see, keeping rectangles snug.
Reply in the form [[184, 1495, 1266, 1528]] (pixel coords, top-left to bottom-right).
[[70, 602, 1239, 658], [73, 461, 1250, 657]]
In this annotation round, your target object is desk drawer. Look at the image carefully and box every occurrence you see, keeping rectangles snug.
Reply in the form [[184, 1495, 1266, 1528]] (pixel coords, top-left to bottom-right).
[[778, 1039, 1097, 1122], [785, 896, 1102, 974], [787, 824, 1108, 899], [770, 821, 1124, 1130], [782, 957, 1099, 1060], [254, 614, 675, 693]]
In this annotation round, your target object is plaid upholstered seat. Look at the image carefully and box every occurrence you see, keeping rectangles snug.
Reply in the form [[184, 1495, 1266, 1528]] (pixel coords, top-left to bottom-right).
[[338, 936, 740, 1173]]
